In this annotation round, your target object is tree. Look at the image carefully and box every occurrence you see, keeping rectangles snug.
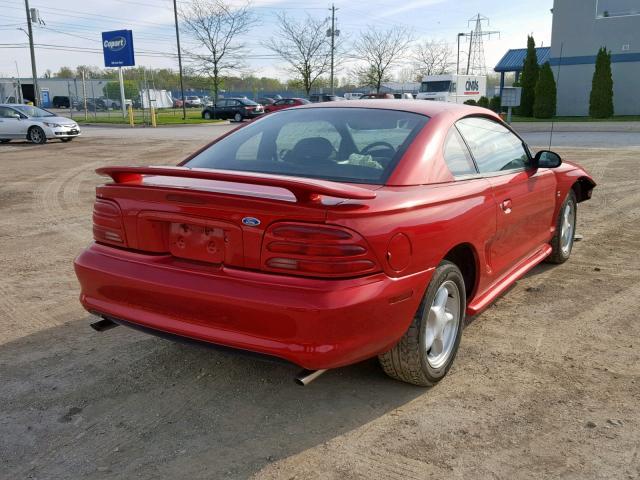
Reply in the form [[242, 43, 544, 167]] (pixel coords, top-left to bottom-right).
[[104, 80, 139, 100], [181, 0, 255, 101], [353, 26, 413, 93], [533, 62, 557, 118], [265, 13, 332, 96], [519, 35, 539, 117], [413, 39, 454, 77], [54, 67, 75, 78], [75, 65, 104, 78], [589, 47, 614, 118]]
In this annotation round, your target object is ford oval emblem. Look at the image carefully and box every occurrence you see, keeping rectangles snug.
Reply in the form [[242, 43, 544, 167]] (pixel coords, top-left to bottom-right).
[[242, 217, 261, 227]]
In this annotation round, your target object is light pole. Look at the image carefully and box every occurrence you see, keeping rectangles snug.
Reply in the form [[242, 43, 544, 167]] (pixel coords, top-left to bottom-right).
[[172, 0, 187, 120], [456, 33, 465, 75], [327, 4, 339, 95], [23, 0, 39, 105]]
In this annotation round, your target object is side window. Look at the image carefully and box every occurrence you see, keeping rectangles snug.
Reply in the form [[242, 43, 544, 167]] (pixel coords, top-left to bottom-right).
[[456, 117, 530, 173], [443, 128, 477, 177], [0, 107, 20, 118]]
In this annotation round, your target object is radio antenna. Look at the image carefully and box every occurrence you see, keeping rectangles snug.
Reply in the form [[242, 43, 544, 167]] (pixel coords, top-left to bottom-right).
[[549, 42, 563, 150]]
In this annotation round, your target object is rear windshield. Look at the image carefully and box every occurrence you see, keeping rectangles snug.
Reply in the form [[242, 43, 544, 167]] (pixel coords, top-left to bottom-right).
[[239, 99, 259, 105], [185, 107, 428, 185]]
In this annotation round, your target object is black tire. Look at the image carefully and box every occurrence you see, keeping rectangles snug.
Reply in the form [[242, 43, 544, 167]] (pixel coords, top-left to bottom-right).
[[547, 190, 577, 264], [379, 261, 466, 386], [61, 138, 73, 143], [28, 126, 47, 144], [233, 112, 243, 123], [0, 139, 10, 143], [203, 111, 212, 120]]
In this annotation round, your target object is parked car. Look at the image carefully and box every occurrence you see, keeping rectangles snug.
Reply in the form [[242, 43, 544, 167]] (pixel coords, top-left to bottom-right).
[[75, 98, 108, 112], [101, 97, 121, 109], [256, 97, 276, 106], [344, 92, 363, 100], [185, 96, 202, 108], [173, 98, 184, 108], [264, 97, 310, 113], [0, 104, 81, 144], [201, 98, 264, 122], [360, 93, 395, 99], [308, 94, 344, 103], [52, 96, 72, 108], [74, 101, 595, 386]]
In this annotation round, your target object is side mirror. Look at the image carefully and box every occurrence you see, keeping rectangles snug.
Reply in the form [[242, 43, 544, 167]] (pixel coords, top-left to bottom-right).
[[12, 114, 21, 120], [534, 150, 562, 168]]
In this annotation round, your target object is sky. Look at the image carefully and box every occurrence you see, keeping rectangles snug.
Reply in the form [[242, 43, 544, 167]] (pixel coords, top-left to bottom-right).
[[0, 0, 554, 82]]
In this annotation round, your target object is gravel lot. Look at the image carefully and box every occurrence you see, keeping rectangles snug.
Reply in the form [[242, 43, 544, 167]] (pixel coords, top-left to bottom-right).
[[1, 123, 639, 479]]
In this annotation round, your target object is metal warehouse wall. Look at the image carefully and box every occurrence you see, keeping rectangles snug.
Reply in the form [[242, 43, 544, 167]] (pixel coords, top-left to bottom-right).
[[551, 0, 640, 115]]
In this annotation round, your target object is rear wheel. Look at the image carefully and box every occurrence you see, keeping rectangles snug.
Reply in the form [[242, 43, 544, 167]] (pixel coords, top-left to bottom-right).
[[379, 261, 466, 386], [233, 112, 243, 123], [547, 190, 577, 264], [28, 126, 47, 144], [203, 111, 212, 120]]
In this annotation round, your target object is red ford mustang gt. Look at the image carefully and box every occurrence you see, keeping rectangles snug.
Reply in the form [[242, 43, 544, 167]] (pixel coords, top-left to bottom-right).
[[74, 100, 595, 386]]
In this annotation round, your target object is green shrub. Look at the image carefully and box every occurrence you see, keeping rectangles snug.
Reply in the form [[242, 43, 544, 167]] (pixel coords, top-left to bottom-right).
[[489, 95, 501, 113], [589, 47, 614, 118], [533, 62, 557, 118], [464, 99, 477, 106], [519, 35, 539, 117], [477, 96, 490, 108]]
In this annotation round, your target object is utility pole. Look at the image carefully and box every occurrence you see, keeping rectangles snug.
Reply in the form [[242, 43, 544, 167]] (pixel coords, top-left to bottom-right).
[[327, 4, 339, 95], [172, 0, 187, 120], [24, 0, 39, 105]]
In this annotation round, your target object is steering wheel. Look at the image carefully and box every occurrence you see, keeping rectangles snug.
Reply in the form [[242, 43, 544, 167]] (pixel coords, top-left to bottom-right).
[[360, 141, 396, 157]]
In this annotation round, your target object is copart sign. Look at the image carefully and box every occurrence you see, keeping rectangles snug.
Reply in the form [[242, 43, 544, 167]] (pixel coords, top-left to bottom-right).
[[101, 30, 135, 67]]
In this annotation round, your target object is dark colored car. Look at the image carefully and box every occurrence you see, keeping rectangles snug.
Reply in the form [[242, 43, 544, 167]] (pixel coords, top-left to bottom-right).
[[52, 96, 71, 108], [202, 98, 264, 122], [309, 94, 344, 103], [74, 100, 595, 386], [264, 98, 310, 113]]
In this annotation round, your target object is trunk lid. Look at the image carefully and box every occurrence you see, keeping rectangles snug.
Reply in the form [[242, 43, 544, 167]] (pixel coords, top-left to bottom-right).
[[94, 166, 377, 270]]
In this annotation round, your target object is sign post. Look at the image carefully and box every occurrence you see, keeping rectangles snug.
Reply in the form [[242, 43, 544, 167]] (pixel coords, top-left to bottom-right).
[[500, 86, 522, 125], [102, 29, 135, 119]]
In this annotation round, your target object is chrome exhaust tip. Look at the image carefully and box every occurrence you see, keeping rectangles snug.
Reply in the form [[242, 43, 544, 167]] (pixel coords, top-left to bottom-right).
[[295, 369, 327, 386], [90, 317, 119, 332]]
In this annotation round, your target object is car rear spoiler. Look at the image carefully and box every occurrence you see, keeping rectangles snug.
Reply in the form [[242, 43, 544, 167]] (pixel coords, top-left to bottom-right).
[[95, 166, 377, 204]]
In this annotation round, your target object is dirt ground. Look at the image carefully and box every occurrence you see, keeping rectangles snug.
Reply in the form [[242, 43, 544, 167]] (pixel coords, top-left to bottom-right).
[[1, 126, 639, 480]]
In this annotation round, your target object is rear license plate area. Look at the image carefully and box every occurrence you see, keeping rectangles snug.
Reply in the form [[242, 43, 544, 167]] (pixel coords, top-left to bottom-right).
[[169, 223, 225, 264]]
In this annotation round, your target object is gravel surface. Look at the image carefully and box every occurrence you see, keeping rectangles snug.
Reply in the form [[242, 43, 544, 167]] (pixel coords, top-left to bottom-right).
[[1, 128, 639, 479]]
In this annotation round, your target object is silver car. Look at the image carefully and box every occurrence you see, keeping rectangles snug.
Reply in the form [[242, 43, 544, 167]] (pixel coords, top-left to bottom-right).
[[0, 104, 81, 144]]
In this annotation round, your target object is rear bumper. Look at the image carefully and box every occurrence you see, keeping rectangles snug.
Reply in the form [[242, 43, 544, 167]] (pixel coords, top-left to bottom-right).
[[74, 243, 432, 369]]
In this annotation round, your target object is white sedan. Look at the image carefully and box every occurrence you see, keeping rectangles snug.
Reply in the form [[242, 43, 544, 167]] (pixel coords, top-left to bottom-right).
[[0, 104, 81, 144]]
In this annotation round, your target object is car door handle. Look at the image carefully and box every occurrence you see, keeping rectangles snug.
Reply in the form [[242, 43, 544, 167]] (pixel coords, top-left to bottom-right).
[[500, 199, 512, 213]]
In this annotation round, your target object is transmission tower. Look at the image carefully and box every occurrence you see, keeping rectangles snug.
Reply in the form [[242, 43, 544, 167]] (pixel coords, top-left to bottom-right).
[[466, 14, 499, 75]]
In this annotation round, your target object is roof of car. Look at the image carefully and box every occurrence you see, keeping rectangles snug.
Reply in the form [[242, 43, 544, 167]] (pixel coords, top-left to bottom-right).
[[0, 103, 24, 107], [296, 99, 491, 119]]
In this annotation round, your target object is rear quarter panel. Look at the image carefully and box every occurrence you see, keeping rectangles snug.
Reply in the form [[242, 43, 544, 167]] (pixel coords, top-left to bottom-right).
[[327, 178, 497, 298]]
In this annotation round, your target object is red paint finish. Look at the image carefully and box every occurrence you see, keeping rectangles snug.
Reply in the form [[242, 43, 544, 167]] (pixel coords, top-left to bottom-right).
[[264, 98, 309, 113], [74, 101, 596, 369]]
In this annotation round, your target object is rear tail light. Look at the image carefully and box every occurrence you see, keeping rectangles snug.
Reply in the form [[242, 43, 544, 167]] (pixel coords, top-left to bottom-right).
[[261, 222, 380, 278], [92, 198, 126, 247]]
